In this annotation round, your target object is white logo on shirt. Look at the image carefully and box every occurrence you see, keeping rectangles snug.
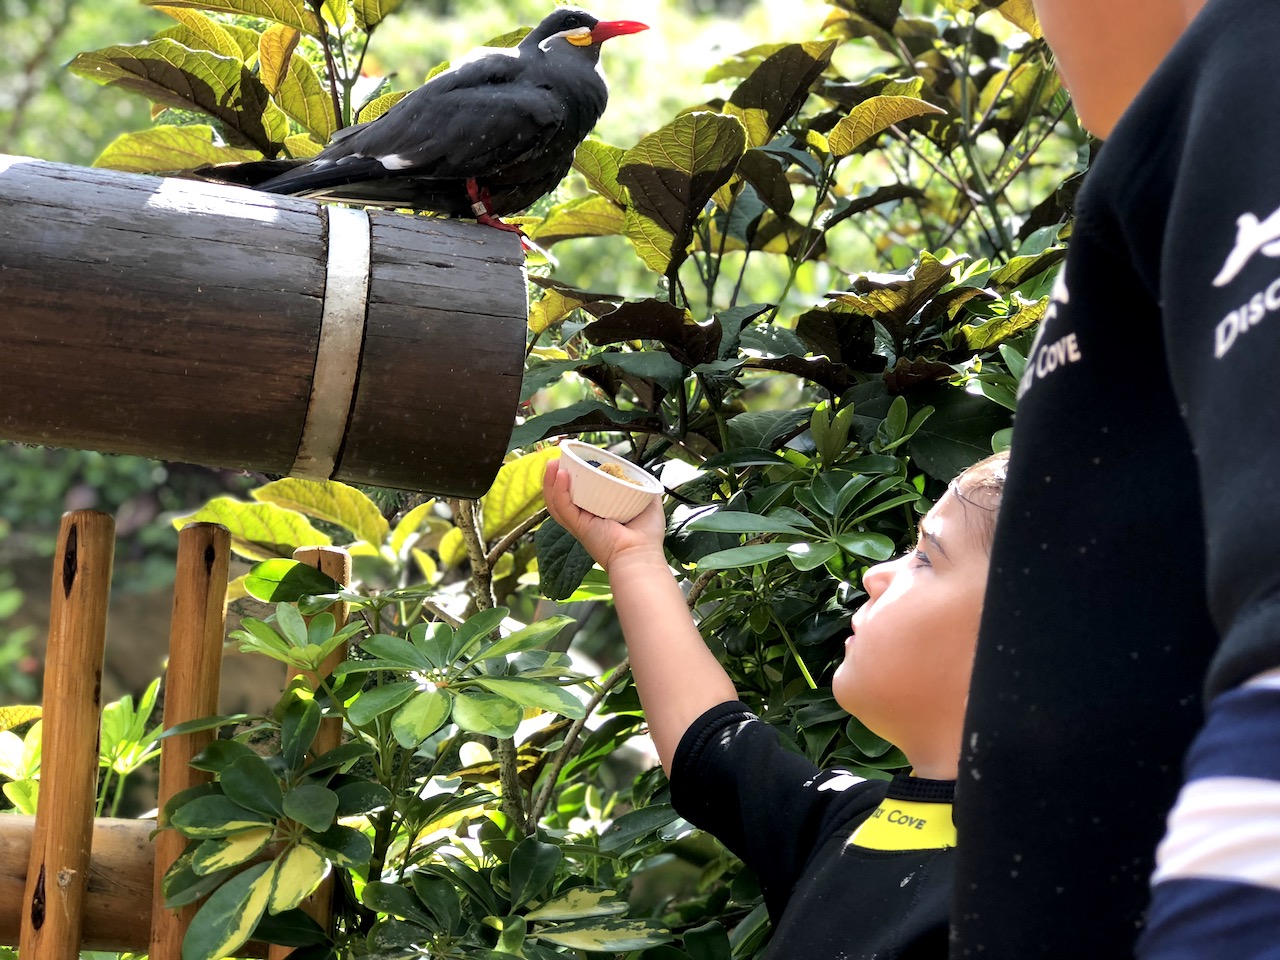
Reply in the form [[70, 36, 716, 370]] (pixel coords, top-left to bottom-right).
[[1018, 272, 1082, 397], [1212, 206, 1280, 288]]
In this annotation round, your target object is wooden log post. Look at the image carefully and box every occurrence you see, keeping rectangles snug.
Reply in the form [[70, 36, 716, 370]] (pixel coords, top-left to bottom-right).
[[0, 155, 528, 495], [268, 546, 353, 960], [150, 523, 232, 960], [0, 818, 153, 951], [20, 510, 115, 960]]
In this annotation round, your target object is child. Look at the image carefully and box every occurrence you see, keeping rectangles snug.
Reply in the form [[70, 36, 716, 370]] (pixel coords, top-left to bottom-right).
[[544, 450, 1009, 959]]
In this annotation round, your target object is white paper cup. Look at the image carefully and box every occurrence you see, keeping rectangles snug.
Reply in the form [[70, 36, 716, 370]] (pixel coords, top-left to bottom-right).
[[559, 440, 662, 523]]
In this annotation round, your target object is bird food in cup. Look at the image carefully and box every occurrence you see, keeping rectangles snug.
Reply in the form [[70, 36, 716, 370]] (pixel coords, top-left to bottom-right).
[[559, 440, 662, 522]]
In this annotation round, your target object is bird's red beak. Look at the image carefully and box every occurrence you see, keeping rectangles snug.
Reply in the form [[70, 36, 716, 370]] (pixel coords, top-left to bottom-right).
[[591, 20, 649, 43]]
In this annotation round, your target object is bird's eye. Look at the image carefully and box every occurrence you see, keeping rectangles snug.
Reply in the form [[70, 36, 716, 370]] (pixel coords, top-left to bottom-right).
[[562, 15, 580, 27]]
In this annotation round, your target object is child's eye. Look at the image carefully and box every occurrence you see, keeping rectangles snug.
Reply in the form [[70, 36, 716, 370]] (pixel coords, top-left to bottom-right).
[[910, 546, 931, 567]]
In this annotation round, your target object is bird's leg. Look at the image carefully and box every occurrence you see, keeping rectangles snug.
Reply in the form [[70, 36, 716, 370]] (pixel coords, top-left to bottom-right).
[[466, 178, 526, 237]]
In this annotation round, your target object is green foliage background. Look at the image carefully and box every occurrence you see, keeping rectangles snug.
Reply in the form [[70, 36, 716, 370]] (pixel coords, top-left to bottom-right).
[[0, 0, 1086, 957]]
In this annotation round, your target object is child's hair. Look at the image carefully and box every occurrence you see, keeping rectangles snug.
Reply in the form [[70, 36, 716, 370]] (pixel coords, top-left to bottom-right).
[[949, 449, 1010, 553]]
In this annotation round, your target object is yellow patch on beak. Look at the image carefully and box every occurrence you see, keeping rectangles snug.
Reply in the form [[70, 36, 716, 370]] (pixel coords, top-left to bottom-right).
[[566, 28, 594, 46]]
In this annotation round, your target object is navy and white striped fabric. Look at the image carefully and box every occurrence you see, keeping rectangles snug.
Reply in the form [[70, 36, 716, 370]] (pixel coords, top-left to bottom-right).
[[1138, 668, 1280, 958]]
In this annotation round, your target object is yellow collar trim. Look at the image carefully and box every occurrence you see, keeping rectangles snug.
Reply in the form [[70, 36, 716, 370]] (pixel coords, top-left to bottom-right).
[[849, 798, 956, 851]]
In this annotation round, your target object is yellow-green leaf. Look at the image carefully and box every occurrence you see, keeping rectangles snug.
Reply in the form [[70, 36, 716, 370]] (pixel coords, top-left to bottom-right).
[[257, 24, 300, 95], [275, 51, 337, 141], [528, 195, 626, 250], [267, 842, 329, 914], [192, 827, 274, 875], [412, 548, 438, 583], [996, 0, 1042, 38], [70, 39, 289, 155], [0, 707, 41, 734], [183, 861, 274, 960], [172, 497, 332, 561], [528, 285, 591, 336], [94, 125, 261, 174], [152, 6, 244, 60], [723, 40, 837, 148], [958, 294, 1049, 351], [828, 95, 947, 158], [479, 447, 559, 541], [356, 90, 407, 123], [618, 112, 747, 276], [353, 0, 404, 29], [437, 527, 465, 569], [390, 498, 438, 556], [525, 888, 628, 922], [572, 140, 626, 207], [144, 0, 321, 38], [322, 0, 350, 27], [252, 479, 389, 546], [534, 918, 672, 951], [284, 133, 324, 158]]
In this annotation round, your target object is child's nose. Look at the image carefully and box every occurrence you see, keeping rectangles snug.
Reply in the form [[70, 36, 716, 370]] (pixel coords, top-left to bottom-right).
[[861, 559, 896, 599]]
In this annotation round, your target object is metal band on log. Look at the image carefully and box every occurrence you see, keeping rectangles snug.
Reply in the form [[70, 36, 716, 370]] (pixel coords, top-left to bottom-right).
[[0, 155, 528, 496]]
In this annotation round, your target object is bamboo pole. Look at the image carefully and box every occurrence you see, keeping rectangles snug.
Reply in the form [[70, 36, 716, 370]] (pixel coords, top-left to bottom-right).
[[267, 545, 352, 960], [20, 510, 115, 960], [149, 523, 232, 960]]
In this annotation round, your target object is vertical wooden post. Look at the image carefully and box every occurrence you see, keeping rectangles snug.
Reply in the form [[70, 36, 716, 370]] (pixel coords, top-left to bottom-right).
[[149, 523, 231, 960], [267, 545, 352, 960], [20, 510, 115, 960]]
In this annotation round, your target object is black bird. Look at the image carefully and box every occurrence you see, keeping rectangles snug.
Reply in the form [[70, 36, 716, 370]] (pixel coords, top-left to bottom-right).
[[204, 8, 647, 232]]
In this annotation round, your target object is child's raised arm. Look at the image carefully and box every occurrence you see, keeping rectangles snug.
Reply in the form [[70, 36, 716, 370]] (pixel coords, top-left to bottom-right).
[[544, 459, 737, 772]]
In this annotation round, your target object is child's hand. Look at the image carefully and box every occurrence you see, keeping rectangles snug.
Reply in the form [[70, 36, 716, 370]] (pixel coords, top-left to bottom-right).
[[543, 458, 665, 572]]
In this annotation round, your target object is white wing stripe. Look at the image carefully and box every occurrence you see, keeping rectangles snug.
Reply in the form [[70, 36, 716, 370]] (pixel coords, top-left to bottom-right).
[[1152, 777, 1280, 891]]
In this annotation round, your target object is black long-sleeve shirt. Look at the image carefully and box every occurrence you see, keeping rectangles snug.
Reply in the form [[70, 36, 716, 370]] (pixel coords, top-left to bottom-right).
[[670, 701, 955, 960], [955, 0, 1280, 955]]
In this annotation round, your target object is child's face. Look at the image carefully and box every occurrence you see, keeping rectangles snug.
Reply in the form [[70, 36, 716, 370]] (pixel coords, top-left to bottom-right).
[[831, 489, 991, 765]]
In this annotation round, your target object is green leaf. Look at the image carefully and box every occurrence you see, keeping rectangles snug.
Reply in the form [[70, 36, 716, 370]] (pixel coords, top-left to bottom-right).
[[508, 401, 661, 450], [353, 0, 404, 28], [828, 253, 960, 344], [695, 543, 792, 570], [598, 351, 688, 392], [726, 408, 810, 450], [724, 41, 838, 148], [600, 804, 679, 852], [275, 50, 338, 141], [220, 755, 285, 818], [450, 607, 510, 660], [828, 95, 947, 157], [192, 827, 274, 875], [281, 698, 321, 772], [835, 531, 897, 562], [785, 541, 840, 571], [94, 125, 261, 174], [524, 887, 628, 922], [508, 837, 561, 908], [71, 39, 288, 156], [907, 387, 1011, 482], [686, 512, 806, 536], [475, 616, 573, 662], [619, 112, 747, 275], [958, 294, 1050, 352], [243, 559, 341, 604], [362, 881, 436, 928], [266, 843, 329, 915], [163, 849, 236, 908], [282, 783, 339, 833], [535, 519, 595, 602], [182, 861, 274, 960], [275, 602, 309, 647], [535, 918, 672, 951], [333, 779, 393, 816], [302, 823, 371, 867], [172, 795, 272, 838], [360, 634, 431, 671], [573, 140, 627, 206], [346, 681, 417, 727], [253, 479, 389, 547], [145, 0, 322, 37], [470, 677, 585, 719], [304, 740, 374, 777], [172, 497, 331, 561], [391, 689, 451, 748], [451, 689, 522, 738]]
